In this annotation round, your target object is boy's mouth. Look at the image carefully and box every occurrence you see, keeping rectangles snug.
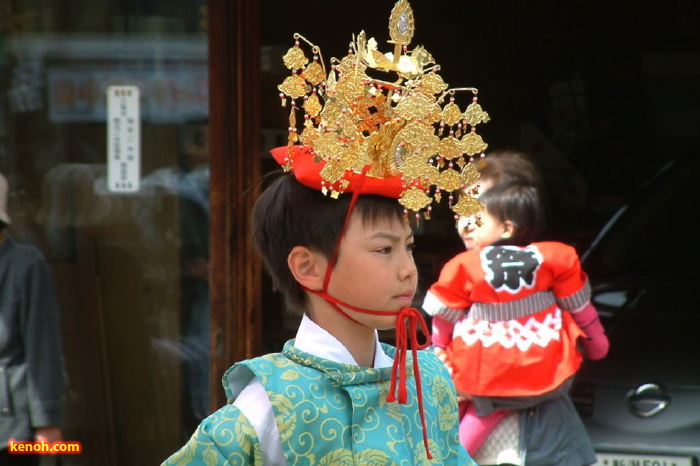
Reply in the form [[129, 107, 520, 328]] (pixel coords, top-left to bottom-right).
[[394, 291, 415, 305]]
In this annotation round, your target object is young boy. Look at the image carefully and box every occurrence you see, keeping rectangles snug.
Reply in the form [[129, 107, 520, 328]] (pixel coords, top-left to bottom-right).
[[162, 1, 488, 463], [160, 145, 474, 465]]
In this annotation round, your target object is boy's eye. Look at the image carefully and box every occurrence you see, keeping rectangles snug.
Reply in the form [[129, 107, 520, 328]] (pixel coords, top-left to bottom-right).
[[374, 242, 415, 254]]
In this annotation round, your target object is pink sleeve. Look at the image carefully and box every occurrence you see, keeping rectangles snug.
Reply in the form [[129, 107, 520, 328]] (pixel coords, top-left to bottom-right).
[[431, 315, 455, 349], [570, 302, 610, 360]]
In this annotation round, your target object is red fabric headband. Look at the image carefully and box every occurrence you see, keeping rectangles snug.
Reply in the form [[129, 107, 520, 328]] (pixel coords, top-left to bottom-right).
[[270, 145, 406, 199]]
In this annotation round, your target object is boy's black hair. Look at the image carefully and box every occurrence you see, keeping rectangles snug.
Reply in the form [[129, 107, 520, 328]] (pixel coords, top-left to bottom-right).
[[479, 181, 545, 246], [251, 172, 408, 314], [0, 221, 7, 231]]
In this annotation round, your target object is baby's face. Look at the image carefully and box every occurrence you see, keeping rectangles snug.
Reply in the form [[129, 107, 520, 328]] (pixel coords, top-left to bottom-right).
[[469, 207, 509, 248], [455, 178, 494, 250], [456, 214, 479, 250]]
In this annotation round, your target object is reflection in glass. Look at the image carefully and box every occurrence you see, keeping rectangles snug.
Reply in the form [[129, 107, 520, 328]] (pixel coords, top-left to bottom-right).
[[0, 1, 209, 464]]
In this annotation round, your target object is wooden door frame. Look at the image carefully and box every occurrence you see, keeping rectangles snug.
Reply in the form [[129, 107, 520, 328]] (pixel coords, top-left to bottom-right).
[[207, 0, 262, 409]]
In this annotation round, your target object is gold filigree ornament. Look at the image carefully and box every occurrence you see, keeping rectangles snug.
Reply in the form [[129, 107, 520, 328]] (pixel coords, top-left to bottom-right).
[[452, 194, 483, 218], [277, 0, 490, 219]]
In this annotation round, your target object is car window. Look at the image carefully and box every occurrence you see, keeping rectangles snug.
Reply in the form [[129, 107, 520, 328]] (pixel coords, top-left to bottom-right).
[[585, 154, 699, 280]]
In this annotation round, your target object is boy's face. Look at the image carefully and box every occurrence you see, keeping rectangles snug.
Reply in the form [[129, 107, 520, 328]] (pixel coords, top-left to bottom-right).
[[328, 211, 417, 329]]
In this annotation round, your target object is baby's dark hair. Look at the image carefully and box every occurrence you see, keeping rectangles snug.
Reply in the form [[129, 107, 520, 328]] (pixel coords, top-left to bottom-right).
[[479, 181, 545, 246], [251, 173, 408, 314]]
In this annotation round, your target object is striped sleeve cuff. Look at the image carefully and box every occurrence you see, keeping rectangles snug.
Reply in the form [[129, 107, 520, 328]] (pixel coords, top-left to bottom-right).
[[422, 291, 465, 324], [557, 278, 592, 311]]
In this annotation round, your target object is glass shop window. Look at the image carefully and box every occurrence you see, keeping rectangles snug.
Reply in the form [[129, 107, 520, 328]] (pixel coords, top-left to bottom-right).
[[0, 1, 209, 464]]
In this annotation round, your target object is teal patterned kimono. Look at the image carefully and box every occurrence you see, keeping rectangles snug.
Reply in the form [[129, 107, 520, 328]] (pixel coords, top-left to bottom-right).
[[162, 340, 475, 465]]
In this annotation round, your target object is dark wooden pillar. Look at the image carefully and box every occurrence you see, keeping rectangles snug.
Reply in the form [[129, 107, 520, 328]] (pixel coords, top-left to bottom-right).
[[208, 0, 262, 408]]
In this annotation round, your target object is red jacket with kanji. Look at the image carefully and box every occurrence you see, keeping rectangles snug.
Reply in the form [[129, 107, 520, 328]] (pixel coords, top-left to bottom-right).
[[422, 241, 589, 397]]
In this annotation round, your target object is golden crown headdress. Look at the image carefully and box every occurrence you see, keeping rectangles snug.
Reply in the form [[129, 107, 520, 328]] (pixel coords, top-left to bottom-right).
[[277, 0, 490, 219]]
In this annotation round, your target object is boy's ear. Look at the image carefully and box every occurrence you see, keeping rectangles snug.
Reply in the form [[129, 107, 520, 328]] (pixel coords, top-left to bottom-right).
[[287, 246, 326, 290], [502, 220, 515, 239]]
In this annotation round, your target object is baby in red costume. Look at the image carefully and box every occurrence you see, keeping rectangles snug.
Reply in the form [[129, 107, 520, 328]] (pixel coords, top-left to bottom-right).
[[423, 181, 609, 455]]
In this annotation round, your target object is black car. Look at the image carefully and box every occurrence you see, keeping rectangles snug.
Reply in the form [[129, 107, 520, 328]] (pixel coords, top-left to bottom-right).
[[573, 151, 700, 465]]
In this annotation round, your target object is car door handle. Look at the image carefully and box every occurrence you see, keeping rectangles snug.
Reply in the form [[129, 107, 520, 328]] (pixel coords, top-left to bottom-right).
[[626, 383, 670, 418]]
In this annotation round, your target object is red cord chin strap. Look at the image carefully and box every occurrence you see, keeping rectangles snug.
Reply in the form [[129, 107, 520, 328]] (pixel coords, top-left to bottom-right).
[[304, 167, 434, 459]]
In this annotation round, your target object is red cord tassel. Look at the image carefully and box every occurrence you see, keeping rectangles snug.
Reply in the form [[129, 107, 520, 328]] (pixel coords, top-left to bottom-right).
[[387, 307, 433, 459]]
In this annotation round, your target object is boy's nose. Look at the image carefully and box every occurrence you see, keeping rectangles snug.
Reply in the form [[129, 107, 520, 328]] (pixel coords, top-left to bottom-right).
[[400, 252, 418, 280]]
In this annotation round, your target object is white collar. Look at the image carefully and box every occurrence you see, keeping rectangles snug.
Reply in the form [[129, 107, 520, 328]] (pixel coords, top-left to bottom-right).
[[294, 314, 394, 369]]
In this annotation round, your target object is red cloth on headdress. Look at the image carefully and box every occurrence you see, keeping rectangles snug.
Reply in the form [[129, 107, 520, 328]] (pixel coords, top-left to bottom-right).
[[270, 145, 406, 198]]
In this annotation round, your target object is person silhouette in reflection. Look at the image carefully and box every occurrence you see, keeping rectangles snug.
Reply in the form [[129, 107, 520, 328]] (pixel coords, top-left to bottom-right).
[[0, 171, 65, 466], [176, 123, 211, 437]]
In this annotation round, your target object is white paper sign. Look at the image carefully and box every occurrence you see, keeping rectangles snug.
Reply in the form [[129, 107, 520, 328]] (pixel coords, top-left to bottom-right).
[[107, 86, 140, 192]]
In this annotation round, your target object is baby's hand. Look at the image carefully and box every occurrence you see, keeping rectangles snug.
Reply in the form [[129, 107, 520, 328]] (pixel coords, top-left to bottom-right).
[[433, 347, 454, 375], [456, 390, 472, 403]]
